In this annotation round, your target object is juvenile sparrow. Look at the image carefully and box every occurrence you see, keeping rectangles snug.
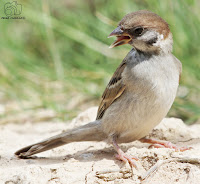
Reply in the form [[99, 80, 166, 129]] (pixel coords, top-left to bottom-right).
[[15, 10, 189, 167]]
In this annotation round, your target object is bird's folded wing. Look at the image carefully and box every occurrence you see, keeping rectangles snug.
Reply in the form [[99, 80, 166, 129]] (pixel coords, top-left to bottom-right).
[[96, 61, 126, 120]]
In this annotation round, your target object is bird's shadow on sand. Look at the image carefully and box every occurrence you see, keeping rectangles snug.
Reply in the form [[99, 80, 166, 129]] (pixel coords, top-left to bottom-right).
[[14, 137, 199, 167], [14, 142, 143, 167]]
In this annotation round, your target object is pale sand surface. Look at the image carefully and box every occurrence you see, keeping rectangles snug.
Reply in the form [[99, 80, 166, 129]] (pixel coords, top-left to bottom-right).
[[1, 107, 200, 184]]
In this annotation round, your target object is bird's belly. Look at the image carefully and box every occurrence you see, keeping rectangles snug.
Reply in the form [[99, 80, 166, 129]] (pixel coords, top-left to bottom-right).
[[118, 103, 167, 143], [101, 82, 178, 143]]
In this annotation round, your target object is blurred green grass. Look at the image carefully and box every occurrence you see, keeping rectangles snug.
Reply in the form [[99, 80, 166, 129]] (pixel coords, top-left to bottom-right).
[[0, 0, 199, 123]]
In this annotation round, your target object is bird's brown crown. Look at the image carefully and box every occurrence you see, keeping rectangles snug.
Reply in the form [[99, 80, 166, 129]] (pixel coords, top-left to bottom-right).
[[119, 10, 170, 39]]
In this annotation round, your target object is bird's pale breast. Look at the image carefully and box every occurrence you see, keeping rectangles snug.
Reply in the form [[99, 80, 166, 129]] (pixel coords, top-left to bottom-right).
[[101, 50, 180, 143]]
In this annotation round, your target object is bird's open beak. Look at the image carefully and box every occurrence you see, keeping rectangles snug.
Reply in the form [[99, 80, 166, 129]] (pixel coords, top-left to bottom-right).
[[108, 26, 131, 48]]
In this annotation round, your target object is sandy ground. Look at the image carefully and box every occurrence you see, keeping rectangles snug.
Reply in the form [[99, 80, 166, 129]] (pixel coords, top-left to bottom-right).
[[1, 107, 200, 184]]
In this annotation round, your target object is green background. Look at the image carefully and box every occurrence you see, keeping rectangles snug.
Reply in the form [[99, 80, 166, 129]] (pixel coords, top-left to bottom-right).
[[0, 0, 199, 123]]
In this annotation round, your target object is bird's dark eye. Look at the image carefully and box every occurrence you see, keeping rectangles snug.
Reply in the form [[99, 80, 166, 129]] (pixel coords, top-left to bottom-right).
[[134, 27, 144, 36]]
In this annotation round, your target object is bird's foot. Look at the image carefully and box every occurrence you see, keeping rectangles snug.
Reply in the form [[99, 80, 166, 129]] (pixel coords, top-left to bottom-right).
[[112, 136, 138, 167], [115, 151, 138, 167], [140, 138, 192, 152]]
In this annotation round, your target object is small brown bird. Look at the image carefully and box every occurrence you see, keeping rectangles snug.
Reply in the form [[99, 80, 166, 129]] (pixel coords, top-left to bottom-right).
[[15, 10, 190, 167]]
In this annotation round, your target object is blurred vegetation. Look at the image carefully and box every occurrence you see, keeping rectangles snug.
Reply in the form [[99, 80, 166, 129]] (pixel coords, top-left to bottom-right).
[[0, 0, 199, 123]]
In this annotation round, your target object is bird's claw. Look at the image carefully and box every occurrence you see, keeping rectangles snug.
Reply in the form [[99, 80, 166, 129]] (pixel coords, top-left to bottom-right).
[[115, 152, 138, 168], [149, 142, 192, 152], [142, 138, 192, 152]]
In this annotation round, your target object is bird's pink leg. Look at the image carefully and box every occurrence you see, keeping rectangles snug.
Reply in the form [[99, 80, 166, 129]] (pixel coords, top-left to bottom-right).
[[140, 138, 192, 152], [112, 137, 138, 167]]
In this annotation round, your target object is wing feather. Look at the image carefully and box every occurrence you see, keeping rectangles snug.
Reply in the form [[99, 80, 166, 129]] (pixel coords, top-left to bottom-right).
[[96, 61, 127, 120]]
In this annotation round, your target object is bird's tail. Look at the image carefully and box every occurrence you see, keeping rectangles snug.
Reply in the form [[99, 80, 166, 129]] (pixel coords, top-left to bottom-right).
[[15, 121, 106, 158]]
